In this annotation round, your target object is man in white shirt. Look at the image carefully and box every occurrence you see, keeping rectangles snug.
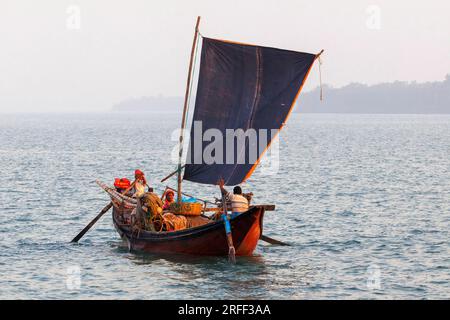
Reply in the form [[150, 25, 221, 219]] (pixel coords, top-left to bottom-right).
[[218, 178, 249, 217]]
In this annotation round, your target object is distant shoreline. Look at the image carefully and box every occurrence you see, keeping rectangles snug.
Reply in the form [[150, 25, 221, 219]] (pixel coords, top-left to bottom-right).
[[111, 76, 450, 114], [297, 75, 450, 114]]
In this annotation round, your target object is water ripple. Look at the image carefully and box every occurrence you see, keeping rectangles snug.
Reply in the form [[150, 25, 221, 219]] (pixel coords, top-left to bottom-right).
[[0, 113, 449, 299]]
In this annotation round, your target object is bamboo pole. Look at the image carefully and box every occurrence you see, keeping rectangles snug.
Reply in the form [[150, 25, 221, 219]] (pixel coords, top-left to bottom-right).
[[161, 165, 185, 183], [177, 16, 201, 207], [316, 49, 325, 59]]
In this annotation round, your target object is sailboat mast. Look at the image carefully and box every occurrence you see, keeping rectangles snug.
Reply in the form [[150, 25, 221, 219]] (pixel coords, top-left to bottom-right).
[[177, 16, 201, 206]]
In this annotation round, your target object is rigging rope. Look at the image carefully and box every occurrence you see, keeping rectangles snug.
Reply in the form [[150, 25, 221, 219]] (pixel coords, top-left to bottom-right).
[[318, 55, 323, 101]]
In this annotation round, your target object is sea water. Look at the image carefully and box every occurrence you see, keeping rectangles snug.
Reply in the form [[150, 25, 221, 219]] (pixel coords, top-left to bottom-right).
[[0, 113, 449, 299]]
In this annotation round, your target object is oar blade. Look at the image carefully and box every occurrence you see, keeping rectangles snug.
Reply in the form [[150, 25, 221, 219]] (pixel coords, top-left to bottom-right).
[[71, 202, 113, 243], [260, 235, 290, 246]]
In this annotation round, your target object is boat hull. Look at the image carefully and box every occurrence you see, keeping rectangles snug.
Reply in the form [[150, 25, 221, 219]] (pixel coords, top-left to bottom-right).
[[112, 204, 264, 256]]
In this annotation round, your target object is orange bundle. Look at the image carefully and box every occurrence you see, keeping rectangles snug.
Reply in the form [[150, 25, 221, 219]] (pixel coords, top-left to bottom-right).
[[162, 213, 187, 231]]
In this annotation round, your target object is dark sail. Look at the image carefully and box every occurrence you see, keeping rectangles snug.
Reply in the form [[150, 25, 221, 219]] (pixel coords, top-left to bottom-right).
[[184, 37, 317, 185]]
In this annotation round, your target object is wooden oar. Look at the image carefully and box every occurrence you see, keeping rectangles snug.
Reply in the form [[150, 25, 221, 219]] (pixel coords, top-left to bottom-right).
[[221, 193, 236, 263], [71, 202, 113, 243], [74, 177, 176, 244], [260, 235, 290, 246], [201, 207, 289, 246]]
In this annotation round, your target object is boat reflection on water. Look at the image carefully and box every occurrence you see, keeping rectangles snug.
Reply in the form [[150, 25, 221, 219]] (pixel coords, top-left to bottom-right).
[[107, 238, 318, 299], [126, 249, 267, 266], [124, 250, 273, 296]]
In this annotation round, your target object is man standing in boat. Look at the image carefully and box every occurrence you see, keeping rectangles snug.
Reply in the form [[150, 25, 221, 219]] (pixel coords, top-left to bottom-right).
[[133, 169, 147, 198], [218, 178, 249, 218]]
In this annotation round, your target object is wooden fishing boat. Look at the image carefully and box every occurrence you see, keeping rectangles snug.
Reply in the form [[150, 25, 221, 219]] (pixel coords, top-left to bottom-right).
[[111, 201, 265, 256], [96, 180, 272, 256], [92, 17, 323, 259]]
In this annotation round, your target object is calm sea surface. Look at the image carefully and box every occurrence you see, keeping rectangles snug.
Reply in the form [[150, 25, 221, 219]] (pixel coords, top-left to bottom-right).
[[0, 113, 449, 299]]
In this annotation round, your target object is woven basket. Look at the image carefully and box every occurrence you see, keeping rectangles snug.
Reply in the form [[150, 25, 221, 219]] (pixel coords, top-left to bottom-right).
[[169, 202, 203, 216]]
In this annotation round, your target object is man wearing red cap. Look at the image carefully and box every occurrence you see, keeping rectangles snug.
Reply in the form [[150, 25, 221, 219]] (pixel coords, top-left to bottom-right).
[[133, 169, 147, 197]]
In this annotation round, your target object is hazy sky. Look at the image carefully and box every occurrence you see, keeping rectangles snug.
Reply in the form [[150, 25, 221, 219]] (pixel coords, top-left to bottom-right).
[[1, 0, 449, 112]]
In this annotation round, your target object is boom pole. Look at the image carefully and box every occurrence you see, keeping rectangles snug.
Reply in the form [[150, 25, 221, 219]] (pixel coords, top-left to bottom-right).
[[177, 16, 201, 206]]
